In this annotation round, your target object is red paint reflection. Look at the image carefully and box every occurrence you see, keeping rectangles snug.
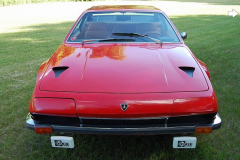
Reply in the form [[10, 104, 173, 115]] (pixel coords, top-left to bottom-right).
[[90, 45, 126, 60]]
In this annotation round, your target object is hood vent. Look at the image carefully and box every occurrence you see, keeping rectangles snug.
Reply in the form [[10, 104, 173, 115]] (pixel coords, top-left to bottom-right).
[[52, 66, 69, 78], [179, 67, 195, 78]]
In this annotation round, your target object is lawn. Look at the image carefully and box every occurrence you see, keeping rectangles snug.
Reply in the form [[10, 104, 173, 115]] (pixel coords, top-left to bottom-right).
[[160, 0, 240, 5], [0, 2, 240, 160]]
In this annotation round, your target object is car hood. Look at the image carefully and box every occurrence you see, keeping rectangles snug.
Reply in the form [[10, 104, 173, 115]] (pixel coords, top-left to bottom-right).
[[40, 43, 208, 93]]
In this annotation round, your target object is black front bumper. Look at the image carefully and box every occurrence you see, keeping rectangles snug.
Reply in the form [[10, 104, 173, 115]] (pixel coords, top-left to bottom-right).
[[26, 113, 222, 135]]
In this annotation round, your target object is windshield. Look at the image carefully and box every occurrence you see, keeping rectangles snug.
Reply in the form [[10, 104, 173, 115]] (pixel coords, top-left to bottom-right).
[[67, 11, 180, 43]]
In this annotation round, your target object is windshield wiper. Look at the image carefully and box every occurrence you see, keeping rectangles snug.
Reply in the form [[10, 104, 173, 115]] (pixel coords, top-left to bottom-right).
[[82, 39, 95, 45], [112, 33, 162, 46], [82, 38, 135, 45], [99, 38, 135, 42]]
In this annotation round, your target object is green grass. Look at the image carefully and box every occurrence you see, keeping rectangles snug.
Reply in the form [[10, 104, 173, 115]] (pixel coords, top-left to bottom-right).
[[159, 0, 240, 5], [0, 8, 240, 160], [0, 0, 97, 6], [1, 0, 240, 6]]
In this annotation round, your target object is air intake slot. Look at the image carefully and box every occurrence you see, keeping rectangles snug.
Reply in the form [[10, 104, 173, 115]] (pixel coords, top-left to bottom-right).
[[52, 66, 69, 78], [179, 67, 195, 78]]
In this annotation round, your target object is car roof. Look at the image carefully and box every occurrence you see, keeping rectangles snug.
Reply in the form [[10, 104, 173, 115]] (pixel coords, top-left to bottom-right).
[[87, 5, 161, 11]]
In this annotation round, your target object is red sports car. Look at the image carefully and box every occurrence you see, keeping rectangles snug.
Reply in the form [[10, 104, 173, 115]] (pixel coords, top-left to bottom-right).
[[26, 5, 221, 149]]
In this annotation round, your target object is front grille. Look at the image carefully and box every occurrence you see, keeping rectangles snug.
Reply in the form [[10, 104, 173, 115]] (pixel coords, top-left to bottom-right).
[[167, 113, 216, 127], [31, 113, 216, 128], [80, 113, 216, 128], [31, 114, 80, 126]]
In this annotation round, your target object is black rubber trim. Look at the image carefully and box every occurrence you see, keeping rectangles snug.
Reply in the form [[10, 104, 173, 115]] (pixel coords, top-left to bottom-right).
[[51, 125, 196, 135]]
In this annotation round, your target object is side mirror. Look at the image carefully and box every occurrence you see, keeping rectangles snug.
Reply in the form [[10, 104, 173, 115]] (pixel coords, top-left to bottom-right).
[[181, 32, 187, 40]]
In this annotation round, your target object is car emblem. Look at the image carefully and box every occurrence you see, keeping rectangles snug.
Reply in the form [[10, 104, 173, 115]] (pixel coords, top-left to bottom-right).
[[120, 103, 128, 111]]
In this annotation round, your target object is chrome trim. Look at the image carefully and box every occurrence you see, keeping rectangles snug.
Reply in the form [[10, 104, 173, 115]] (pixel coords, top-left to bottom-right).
[[79, 117, 167, 120], [165, 117, 169, 127], [213, 113, 221, 125], [52, 125, 194, 130], [26, 113, 35, 126], [212, 113, 222, 129], [120, 103, 128, 111], [180, 32, 187, 40]]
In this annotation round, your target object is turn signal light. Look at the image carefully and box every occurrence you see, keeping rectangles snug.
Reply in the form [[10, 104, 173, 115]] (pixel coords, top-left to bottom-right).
[[195, 127, 212, 134], [34, 127, 52, 134]]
